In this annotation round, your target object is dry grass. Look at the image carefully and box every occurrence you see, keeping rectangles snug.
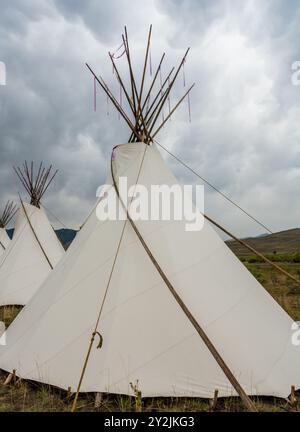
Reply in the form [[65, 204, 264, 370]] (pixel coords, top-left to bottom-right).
[[246, 262, 300, 320], [0, 306, 22, 328], [227, 228, 300, 256], [0, 371, 299, 412], [0, 260, 299, 412]]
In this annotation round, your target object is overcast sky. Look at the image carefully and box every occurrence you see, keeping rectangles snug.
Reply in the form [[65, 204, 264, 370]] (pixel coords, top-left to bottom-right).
[[0, 0, 299, 238]]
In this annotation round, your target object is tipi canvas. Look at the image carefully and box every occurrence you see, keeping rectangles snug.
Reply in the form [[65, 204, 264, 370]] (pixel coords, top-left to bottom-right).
[[0, 143, 299, 402], [1, 27, 299, 412], [0, 230, 10, 257], [0, 163, 64, 306], [0, 202, 16, 258]]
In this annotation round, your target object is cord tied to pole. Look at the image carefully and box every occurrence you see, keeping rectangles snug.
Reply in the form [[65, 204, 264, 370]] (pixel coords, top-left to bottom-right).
[[92, 331, 103, 349]]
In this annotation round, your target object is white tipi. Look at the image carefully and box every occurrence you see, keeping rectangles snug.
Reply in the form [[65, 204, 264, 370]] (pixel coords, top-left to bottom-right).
[[0, 162, 64, 306], [0, 27, 299, 412], [0, 202, 16, 258], [0, 143, 299, 409]]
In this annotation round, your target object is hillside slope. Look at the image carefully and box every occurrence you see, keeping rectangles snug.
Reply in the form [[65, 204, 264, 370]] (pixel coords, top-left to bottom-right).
[[226, 228, 300, 256]]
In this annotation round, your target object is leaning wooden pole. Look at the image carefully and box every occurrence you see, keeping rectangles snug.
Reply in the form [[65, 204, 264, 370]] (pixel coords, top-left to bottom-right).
[[129, 65, 174, 142], [108, 52, 136, 117], [123, 28, 138, 114], [13, 167, 31, 196], [141, 53, 165, 116], [123, 28, 151, 142], [128, 54, 167, 142], [133, 25, 153, 143], [144, 66, 175, 127], [0, 201, 17, 228], [204, 214, 300, 287], [18, 195, 53, 270], [39, 169, 58, 201], [148, 48, 190, 136], [110, 146, 258, 413], [135, 25, 152, 126]]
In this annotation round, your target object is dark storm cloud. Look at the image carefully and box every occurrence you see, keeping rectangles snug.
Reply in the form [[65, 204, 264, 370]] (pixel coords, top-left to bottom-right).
[[0, 0, 127, 227], [0, 0, 299, 236], [52, 0, 134, 43]]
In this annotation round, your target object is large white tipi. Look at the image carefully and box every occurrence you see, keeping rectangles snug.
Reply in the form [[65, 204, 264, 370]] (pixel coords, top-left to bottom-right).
[[0, 27, 299, 412], [0, 202, 16, 258], [0, 163, 64, 306], [0, 143, 299, 409]]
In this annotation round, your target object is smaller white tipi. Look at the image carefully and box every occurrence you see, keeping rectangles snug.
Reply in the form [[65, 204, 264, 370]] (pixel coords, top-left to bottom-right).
[[0, 162, 64, 306], [0, 201, 16, 258]]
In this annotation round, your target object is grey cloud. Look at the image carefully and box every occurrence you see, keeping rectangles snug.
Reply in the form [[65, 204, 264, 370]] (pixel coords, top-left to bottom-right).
[[0, 0, 299, 237]]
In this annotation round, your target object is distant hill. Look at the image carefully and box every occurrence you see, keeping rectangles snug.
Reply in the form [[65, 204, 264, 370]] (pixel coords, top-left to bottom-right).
[[226, 228, 300, 256], [55, 229, 78, 250], [6, 229, 13, 240]]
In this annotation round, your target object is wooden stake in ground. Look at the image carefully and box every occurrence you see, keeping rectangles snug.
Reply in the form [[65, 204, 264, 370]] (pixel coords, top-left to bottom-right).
[[286, 385, 297, 408], [94, 392, 103, 408], [3, 369, 16, 386], [209, 389, 219, 411]]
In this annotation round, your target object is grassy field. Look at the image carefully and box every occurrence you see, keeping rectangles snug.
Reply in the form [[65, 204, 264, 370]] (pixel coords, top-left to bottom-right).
[[0, 371, 298, 412], [244, 255, 300, 321], [0, 255, 299, 412]]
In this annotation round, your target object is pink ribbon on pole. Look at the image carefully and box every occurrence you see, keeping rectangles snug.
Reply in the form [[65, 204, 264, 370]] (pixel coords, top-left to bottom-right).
[[146, 93, 151, 112], [111, 43, 126, 59]]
